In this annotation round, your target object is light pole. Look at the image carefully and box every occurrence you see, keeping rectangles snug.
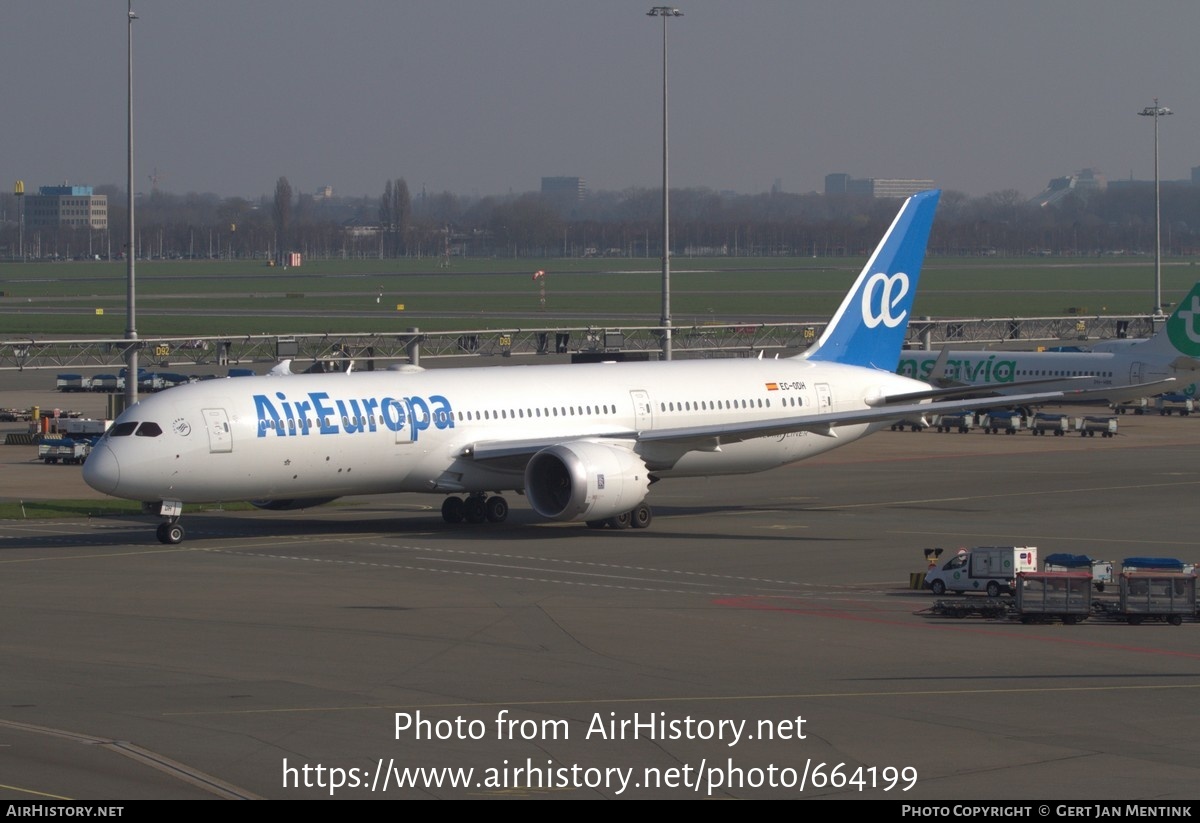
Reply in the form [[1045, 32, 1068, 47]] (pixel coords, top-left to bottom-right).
[[648, 6, 681, 360], [13, 180, 24, 261], [1138, 98, 1172, 319], [125, 0, 139, 406]]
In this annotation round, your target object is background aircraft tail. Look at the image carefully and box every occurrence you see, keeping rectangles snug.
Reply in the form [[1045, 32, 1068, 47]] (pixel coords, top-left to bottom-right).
[[1160, 281, 1200, 359], [803, 189, 940, 371]]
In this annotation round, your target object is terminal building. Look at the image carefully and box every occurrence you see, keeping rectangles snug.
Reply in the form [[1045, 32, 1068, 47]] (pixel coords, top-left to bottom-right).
[[24, 185, 108, 230]]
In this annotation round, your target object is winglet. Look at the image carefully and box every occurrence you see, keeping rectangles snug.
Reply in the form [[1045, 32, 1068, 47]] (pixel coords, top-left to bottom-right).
[[803, 190, 940, 371]]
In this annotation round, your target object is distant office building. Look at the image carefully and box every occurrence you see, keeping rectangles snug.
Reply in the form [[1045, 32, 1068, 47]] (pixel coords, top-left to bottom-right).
[[25, 185, 108, 230], [824, 173, 851, 194], [870, 178, 936, 199], [541, 176, 586, 204], [824, 173, 932, 198]]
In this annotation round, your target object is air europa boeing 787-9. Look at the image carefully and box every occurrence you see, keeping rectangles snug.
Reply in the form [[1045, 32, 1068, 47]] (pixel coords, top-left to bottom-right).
[[83, 190, 1073, 544]]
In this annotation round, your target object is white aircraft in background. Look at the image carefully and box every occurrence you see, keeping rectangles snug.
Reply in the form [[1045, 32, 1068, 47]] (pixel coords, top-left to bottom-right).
[[83, 190, 1073, 544], [894, 283, 1200, 402]]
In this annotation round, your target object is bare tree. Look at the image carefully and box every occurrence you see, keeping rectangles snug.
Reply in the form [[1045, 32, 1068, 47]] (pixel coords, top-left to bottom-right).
[[392, 178, 411, 256], [273, 176, 293, 262], [378, 180, 393, 258]]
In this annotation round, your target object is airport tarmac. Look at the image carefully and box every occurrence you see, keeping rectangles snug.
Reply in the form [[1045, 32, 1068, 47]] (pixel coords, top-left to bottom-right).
[[0, 376, 1198, 799]]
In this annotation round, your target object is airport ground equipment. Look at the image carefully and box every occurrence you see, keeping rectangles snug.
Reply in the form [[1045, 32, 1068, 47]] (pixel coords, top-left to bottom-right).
[[1121, 557, 1195, 574], [981, 411, 1022, 435], [90, 374, 121, 392], [1075, 415, 1118, 437], [1102, 572, 1197, 625], [924, 546, 1038, 597], [55, 374, 90, 392], [1155, 394, 1194, 416], [934, 412, 973, 433], [1111, 397, 1149, 415], [1044, 553, 1114, 591], [37, 437, 90, 465], [1014, 571, 1092, 624], [890, 415, 931, 432], [1030, 412, 1070, 436], [920, 598, 1010, 619], [46, 418, 109, 440]]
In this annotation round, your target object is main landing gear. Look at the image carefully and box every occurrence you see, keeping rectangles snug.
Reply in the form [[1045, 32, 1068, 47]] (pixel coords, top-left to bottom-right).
[[441, 493, 509, 525], [586, 503, 653, 531]]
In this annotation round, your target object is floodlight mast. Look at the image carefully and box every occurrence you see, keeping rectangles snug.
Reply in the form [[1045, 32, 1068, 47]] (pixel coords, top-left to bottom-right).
[[125, 0, 139, 406], [1138, 98, 1172, 320], [648, 6, 681, 360]]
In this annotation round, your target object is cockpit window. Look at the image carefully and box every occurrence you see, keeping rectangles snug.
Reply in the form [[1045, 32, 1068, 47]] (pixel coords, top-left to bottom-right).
[[109, 422, 138, 437], [135, 422, 163, 437]]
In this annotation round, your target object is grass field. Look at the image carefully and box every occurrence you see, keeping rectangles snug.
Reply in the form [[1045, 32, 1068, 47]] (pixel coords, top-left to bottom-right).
[[2, 256, 1198, 337]]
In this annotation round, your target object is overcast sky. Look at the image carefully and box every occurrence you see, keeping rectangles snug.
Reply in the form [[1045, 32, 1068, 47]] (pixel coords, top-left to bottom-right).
[[6, 1, 1198, 201]]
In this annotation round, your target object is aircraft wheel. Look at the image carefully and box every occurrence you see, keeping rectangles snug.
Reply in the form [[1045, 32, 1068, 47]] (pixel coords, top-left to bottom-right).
[[464, 496, 486, 524], [606, 511, 632, 530], [484, 495, 508, 523], [441, 496, 465, 524], [630, 503, 652, 529], [157, 522, 184, 545], [929, 579, 946, 596]]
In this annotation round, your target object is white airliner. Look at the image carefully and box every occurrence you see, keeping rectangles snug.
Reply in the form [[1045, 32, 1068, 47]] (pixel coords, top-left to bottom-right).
[[83, 190, 1072, 544], [895, 283, 1200, 401]]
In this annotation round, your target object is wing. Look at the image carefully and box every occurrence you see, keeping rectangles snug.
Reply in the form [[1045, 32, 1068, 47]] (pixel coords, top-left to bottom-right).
[[461, 387, 1080, 464], [881, 377, 1175, 406]]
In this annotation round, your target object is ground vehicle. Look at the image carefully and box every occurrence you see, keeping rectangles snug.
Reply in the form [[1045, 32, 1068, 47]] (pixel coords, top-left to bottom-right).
[[1014, 571, 1092, 624], [981, 411, 1022, 434], [1076, 416, 1117, 437], [925, 546, 1038, 597], [1030, 412, 1069, 436], [1111, 572, 1196, 625], [935, 412, 973, 433], [1111, 398, 1149, 415], [38, 438, 91, 465], [1155, 394, 1193, 416], [1044, 553, 1114, 591]]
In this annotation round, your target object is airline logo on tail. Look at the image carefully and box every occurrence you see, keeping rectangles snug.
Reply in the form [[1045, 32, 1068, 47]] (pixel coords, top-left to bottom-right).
[[861, 272, 910, 329], [1167, 284, 1200, 357]]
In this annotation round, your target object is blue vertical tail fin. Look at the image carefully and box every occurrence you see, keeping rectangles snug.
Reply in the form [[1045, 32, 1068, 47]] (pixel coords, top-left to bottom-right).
[[803, 189, 940, 371]]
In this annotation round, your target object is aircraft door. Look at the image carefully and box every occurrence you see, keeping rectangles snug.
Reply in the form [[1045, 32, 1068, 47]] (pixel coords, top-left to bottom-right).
[[815, 383, 833, 410], [202, 408, 233, 453], [629, 389, 653, 431], [1130, 362, 1146, 384]]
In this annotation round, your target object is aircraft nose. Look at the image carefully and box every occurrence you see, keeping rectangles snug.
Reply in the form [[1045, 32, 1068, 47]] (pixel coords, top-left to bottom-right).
[[83, 442, 120, 495]]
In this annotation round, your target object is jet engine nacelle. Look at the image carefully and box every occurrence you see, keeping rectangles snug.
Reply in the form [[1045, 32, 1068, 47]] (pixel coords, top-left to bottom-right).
[[525, 441, 649, 522], [250, 497, 340, 511]]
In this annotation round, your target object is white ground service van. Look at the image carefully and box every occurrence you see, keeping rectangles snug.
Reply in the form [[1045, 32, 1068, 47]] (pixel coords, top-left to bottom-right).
[[925, 547, 1038, 597]]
